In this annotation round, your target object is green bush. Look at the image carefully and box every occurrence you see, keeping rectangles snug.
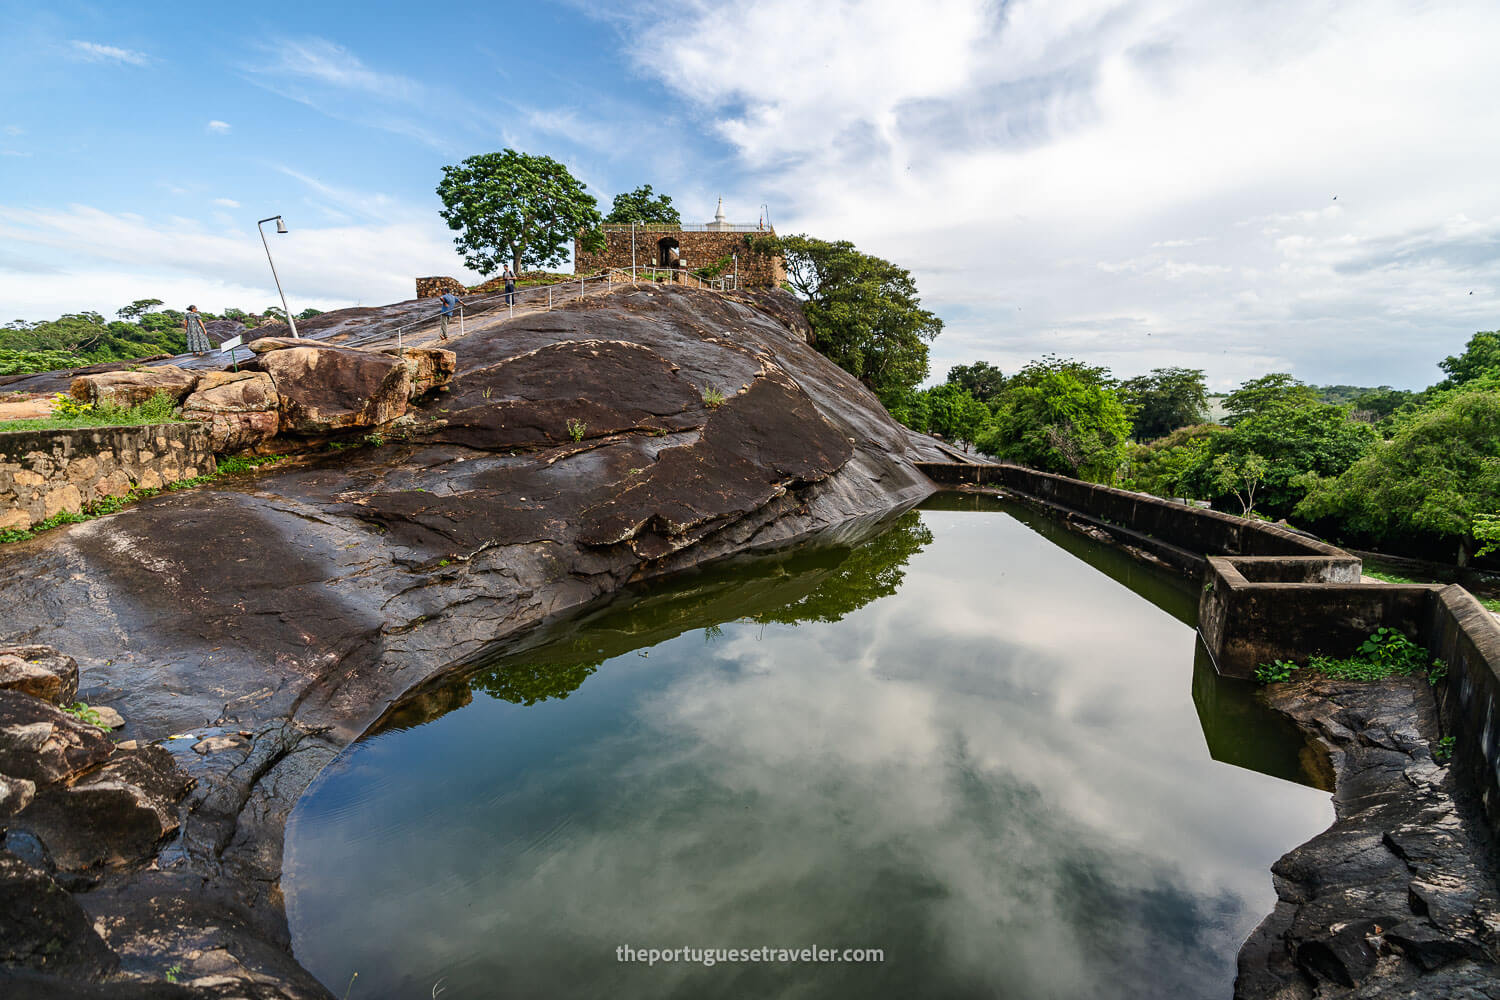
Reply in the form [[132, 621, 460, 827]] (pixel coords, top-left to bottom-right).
[[0, 390, 182, 432], [0, 349, 93, 376], [1255, 628, 1443, 685]]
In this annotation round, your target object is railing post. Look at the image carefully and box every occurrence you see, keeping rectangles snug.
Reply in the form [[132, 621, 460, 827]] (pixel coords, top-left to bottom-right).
[[459, 305, 465, 338], [547, 286, 551, 311]]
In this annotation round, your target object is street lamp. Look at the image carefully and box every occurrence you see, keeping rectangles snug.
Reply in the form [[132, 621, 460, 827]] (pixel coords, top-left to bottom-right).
[[256, 215, 299, 338]]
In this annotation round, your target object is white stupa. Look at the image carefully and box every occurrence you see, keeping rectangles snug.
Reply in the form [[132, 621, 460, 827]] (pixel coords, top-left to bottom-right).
[[706, 196, 733, 231]]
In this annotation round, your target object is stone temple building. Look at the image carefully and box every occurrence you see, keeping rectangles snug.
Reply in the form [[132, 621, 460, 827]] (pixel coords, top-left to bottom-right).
[[573, 199, 785, 288]]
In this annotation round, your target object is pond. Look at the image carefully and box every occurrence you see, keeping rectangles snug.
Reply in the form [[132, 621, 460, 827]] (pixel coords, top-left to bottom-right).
[[284, 494, 1332, 999]]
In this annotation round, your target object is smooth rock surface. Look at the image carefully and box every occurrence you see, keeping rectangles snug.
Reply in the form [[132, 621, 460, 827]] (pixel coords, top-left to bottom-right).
[[0, 285, 934, 996]]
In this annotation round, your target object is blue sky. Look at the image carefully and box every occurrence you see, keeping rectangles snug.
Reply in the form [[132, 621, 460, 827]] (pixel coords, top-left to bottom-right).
[[3, 0, 1499, 389]]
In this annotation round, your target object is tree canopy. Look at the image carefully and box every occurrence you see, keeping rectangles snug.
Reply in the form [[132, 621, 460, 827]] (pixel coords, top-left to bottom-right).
[[1119, 367, 1208, 441], [605, 184, 681, 225], [1437, 331, 1500, 390], [977, 360, 1132, 481], [772, 234, 942, 396], [436, 149, 603, 276], [1297, 377, 1500, 563], [946, 361, 1006, 404]]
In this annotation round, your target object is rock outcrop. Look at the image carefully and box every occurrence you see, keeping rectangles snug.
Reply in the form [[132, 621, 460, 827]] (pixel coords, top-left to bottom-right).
[[0, 285, 933, 997], [0, 647, 78, 706], [247, 339, 411, 435], [179, 372, 279, 454], [69, 367, 200, 408], [1237, 674, 1500, 998]]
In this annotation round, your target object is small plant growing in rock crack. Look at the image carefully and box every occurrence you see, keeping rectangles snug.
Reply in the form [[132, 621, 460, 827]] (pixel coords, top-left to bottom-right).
[[364, 432, 386, 447], [62, 702, 110, 731], [567, 418, 587, 442], [482, 386, 493, 399], [1433, 736, 1456, 763], [164, 964, 182, 984], [702, 386, 727, 409]]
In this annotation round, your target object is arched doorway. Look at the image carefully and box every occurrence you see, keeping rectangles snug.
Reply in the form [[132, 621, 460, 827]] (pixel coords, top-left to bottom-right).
[[657, 236, 680, 269]]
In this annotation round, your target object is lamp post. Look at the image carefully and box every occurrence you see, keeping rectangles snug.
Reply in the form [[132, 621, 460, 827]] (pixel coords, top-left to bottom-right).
[[256, 215, 299, 338]]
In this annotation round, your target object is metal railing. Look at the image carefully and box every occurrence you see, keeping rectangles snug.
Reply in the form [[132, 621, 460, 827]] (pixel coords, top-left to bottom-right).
[[599, 223, 769, 233], [257, 266, 748, 358]]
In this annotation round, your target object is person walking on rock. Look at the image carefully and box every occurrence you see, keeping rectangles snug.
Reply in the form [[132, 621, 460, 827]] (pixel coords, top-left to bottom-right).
[[503, 266, 516, 305], [184, 305, 211, 356], [438, 291, 462, 340]]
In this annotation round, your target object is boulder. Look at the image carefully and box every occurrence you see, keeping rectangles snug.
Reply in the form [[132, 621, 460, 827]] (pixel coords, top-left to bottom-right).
[[0, 691, 112, 787], [0, 645, 78, 706], [380, 345, 456, 399], [0, 851, 118, 976], [69, 366, 199, 408], [252, 344, 410, 435], [0, 774, 36, 819], [14, 745, 194, 870], [180, 371, 280, 453]]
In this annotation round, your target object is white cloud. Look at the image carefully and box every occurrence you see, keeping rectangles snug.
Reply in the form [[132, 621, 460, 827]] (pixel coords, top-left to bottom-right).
[[616, 0, 1500, 388], [68, 40, 149, 66], [206, 120, 232, 134], [0, 194, 485, 320], [213, 198, 241, 208], [3, 126, 22, 136]]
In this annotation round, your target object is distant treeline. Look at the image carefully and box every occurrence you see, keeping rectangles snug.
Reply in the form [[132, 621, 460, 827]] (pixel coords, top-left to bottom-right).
[[0, 298, 325, 376], [881, 333, 1500, 566]]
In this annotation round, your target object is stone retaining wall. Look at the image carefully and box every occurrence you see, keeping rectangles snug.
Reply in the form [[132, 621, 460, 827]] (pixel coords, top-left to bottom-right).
[[918, 459, 1500, 841], [0, 423, 214, 531]]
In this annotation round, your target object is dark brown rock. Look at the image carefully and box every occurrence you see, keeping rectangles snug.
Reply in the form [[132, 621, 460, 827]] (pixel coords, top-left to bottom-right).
[[0, 851, 117, 978], [0, 284, 933, 995], [13, 745, 194, 870], [0, 691, 112, 787], [0, 646, 78, 706], [1236, 675, 1500, 998]]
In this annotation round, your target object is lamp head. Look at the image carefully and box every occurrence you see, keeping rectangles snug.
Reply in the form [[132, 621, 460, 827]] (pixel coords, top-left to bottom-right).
[[275, 217, 288, 234]]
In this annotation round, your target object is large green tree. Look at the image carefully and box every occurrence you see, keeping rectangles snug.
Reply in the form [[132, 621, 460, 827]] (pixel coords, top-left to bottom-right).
[[772, 234, 943, 396], [1437, 331, 1500, 390], [1297, 377, 1500, 564], [1180, 375, 1377, 517], [605, 184, 681, 225], [1119, 367, 1208, 441], [924, 384, 990, 451], [436, 149, 603, 276], [946, 361, 1006, 404], [977, 361, 1132, 482]]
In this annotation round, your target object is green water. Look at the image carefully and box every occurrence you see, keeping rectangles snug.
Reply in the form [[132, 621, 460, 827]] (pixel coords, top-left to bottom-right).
[[284, 495, 1331, 999]]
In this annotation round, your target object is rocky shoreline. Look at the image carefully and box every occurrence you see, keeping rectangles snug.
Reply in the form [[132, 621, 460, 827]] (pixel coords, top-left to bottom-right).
[[1235, 674, 1500, 998], [0, 285, 938, 997]]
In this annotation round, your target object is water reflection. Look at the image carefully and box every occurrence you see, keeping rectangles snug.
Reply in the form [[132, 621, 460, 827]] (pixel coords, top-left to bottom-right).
[[285, 497, 1332, 999]]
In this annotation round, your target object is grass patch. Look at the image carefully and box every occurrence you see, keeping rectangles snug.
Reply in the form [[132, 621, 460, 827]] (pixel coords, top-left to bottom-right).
[[0, 452, 287, 545], [1256, 627, 1445, 685], [1363, 567, 1422, 585], [702, 386, 726, 409], [0, 390, 183, 433]]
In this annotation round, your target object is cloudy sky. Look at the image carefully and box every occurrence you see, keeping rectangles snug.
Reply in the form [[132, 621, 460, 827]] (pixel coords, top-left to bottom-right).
[[2, 0, 1497, 389]]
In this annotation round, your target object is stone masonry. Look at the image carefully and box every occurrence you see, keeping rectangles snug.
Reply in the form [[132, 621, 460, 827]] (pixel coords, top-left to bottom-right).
[[0, 424, 214, 532], [573, 226, 785, 287]]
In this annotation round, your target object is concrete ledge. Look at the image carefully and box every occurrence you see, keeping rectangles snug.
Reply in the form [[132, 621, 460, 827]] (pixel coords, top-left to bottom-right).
[[1427, 585, 1500, 831]]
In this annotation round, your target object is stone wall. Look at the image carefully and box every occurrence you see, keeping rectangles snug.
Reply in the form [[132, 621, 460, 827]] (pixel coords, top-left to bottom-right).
[[415, 276, 466, 299], [0, 423, 214, 531], [919, 459, 1500, 842], [572, 227, 786, 288]]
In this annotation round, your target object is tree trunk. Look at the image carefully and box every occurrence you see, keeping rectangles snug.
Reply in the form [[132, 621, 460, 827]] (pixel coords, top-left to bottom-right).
[[1459, 538, 1472, 567]]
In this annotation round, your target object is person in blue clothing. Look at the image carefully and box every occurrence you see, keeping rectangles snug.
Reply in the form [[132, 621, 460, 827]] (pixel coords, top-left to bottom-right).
[[503, 267, 516, 305], [438, 291, 462, 339]]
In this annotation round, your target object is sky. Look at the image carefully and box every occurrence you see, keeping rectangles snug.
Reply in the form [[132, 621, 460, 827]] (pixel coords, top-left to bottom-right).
[[2, 0, 1498, 390]]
